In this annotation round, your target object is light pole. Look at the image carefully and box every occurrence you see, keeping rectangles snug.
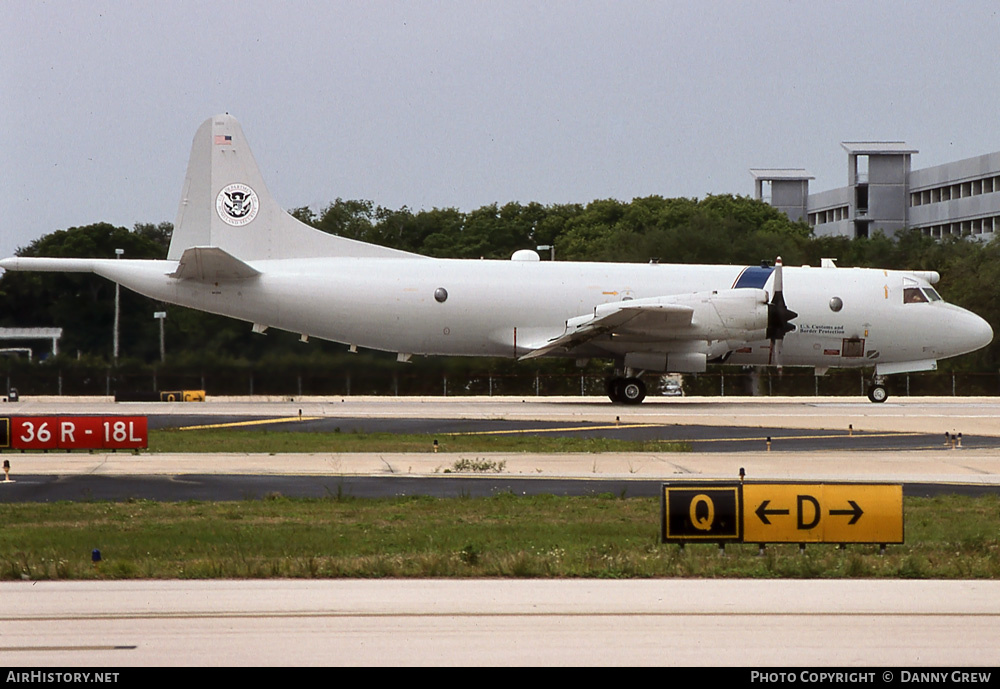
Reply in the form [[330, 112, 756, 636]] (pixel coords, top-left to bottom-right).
[[153, 311, 166, 362], [113, 248, 123, 364]]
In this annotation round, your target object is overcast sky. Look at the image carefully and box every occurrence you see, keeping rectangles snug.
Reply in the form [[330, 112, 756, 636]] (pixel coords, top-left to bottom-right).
[[2, 0, 999, 258]]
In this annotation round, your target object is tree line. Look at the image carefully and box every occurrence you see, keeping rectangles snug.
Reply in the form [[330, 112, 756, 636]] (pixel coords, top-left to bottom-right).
[[1, 195, 997, 377]]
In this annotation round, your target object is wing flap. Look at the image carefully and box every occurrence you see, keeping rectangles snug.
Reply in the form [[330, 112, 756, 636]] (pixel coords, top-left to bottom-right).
[[519, 288, 770, 360], [520, 302, 695, 360]]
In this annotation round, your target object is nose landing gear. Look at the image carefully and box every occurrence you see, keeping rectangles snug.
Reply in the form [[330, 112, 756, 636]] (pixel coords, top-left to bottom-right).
[[867, 376, 889, 403]]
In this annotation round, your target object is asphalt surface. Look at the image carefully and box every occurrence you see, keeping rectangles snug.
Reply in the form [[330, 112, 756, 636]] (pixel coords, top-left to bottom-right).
[[3, 396, 1000, 502], [2, 472, 997, 503], [148, 413, 996, 452]]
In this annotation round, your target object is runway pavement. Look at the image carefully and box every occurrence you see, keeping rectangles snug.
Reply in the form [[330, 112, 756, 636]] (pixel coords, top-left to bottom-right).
[[7, 392, 1000, 431], [144, 414, 1000, 452], [2, 579, 998, 666], [3, 395, 1000, 666], [2, 396, 1000, 497]]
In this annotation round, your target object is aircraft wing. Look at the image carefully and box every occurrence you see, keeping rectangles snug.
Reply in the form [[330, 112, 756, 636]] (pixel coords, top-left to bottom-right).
[[520, 303, 695, 360], [519, 289, 770, 360], [169, 247, 261, 282]]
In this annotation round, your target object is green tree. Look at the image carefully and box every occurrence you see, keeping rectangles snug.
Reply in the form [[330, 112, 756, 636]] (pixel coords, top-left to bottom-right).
[[132, 221, 173, 256], [403, 207, 466, 257], [1, 223, 167, 359], [315, 199, 376, 241]]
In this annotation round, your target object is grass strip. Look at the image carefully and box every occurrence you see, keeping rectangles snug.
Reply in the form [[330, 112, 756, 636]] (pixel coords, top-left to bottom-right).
[[148, 428, 690, 454], [2, 494, 998, 579]]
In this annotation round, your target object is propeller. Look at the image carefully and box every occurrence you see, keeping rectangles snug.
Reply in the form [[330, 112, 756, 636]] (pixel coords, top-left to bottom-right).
[[766, 257, 798, 367]]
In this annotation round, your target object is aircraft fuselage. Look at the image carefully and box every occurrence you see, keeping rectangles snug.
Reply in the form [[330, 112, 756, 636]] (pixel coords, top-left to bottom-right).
[[63, 255, 990, 373]]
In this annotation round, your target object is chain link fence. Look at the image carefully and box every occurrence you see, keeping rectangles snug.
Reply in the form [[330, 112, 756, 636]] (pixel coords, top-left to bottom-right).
[[3, 359, 999, 398]]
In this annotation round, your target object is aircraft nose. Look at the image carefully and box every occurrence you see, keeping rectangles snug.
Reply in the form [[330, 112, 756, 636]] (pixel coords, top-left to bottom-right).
[[952, 309, 994, 357], [970, 313, 994, 351]]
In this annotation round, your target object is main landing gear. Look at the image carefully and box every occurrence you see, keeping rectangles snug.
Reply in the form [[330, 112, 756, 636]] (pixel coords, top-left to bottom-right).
[[606, 376, 646, 404]]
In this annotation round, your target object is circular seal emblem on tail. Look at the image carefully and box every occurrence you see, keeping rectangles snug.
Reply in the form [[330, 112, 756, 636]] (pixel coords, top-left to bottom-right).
[[216, 183, 260, 226]]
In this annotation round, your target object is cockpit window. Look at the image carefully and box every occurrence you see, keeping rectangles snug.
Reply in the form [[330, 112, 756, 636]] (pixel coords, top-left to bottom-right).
[[904, 287, 944, 304]]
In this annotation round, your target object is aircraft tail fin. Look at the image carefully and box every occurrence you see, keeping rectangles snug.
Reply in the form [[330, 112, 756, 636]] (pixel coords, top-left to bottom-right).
[[168, 114, 419, 261]]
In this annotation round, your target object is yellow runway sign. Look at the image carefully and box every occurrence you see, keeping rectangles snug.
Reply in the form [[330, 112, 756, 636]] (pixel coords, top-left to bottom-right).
[[661, 485, 742, 542], [743, 484, 903, 544], [661, 482, 903, 545]]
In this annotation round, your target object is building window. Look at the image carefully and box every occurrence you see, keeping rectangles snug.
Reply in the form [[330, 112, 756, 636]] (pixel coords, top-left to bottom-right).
[[910, 174, 1000, 207]]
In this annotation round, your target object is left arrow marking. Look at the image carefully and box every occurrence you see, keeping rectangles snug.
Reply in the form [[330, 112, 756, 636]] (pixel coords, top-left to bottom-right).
[[755, 500, 790, 525]]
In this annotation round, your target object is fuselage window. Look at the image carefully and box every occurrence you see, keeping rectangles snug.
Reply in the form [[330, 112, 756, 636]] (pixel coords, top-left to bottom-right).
[[903, 287, 928, 304], [923, 288, 943, 302]]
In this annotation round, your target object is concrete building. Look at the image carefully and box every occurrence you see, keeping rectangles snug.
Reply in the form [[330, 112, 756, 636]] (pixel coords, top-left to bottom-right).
[[753, 144, 1000, 241], [749, 169, 813, 224]]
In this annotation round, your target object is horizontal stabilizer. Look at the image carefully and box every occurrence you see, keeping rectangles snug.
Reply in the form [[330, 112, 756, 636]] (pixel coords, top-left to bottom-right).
[[169, 247, 261, 282], [1, 257, 96, 273]]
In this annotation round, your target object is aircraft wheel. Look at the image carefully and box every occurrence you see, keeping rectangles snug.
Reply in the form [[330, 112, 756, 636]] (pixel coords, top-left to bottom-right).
[[620, 378, 646, 405], [606, 377, 625, 403], [867, 385, 888, 403]]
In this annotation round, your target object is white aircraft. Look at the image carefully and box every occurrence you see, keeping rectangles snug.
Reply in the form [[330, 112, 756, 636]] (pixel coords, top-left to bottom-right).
[[1, 115, 992, 404]]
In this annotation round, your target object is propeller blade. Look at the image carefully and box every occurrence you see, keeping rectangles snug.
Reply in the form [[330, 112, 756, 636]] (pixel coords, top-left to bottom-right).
[[766, 256, 797, 368], [768, 339, 780, 367]]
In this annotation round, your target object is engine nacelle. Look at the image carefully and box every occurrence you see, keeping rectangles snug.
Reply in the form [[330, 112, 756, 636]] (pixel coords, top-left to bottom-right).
[[592, 289, 769, 343]]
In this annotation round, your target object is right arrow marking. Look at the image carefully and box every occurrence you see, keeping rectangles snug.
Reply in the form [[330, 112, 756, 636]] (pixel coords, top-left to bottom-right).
[[829, 500, 864, 525]]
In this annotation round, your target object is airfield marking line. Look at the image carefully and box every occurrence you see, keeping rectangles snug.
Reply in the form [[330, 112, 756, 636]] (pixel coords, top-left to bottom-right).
[[174, 418, 936, 448], [0, 645, 136, 652], [2, 611, 998, 622], [683, 432, 926, 444], [458, 425, 926, 444], [175, 417, 322, 431], [457, 423, 662, 435]]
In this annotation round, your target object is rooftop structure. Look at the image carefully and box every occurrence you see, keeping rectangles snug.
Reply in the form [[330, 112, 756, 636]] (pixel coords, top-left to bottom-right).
[[754, 143, 1000, 241], [749, 169, 814, 224], [0, 327, 63, 361]]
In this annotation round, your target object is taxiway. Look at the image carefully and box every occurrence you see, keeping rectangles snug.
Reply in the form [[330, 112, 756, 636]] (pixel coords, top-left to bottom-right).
[[3, 395, 999, 666]]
